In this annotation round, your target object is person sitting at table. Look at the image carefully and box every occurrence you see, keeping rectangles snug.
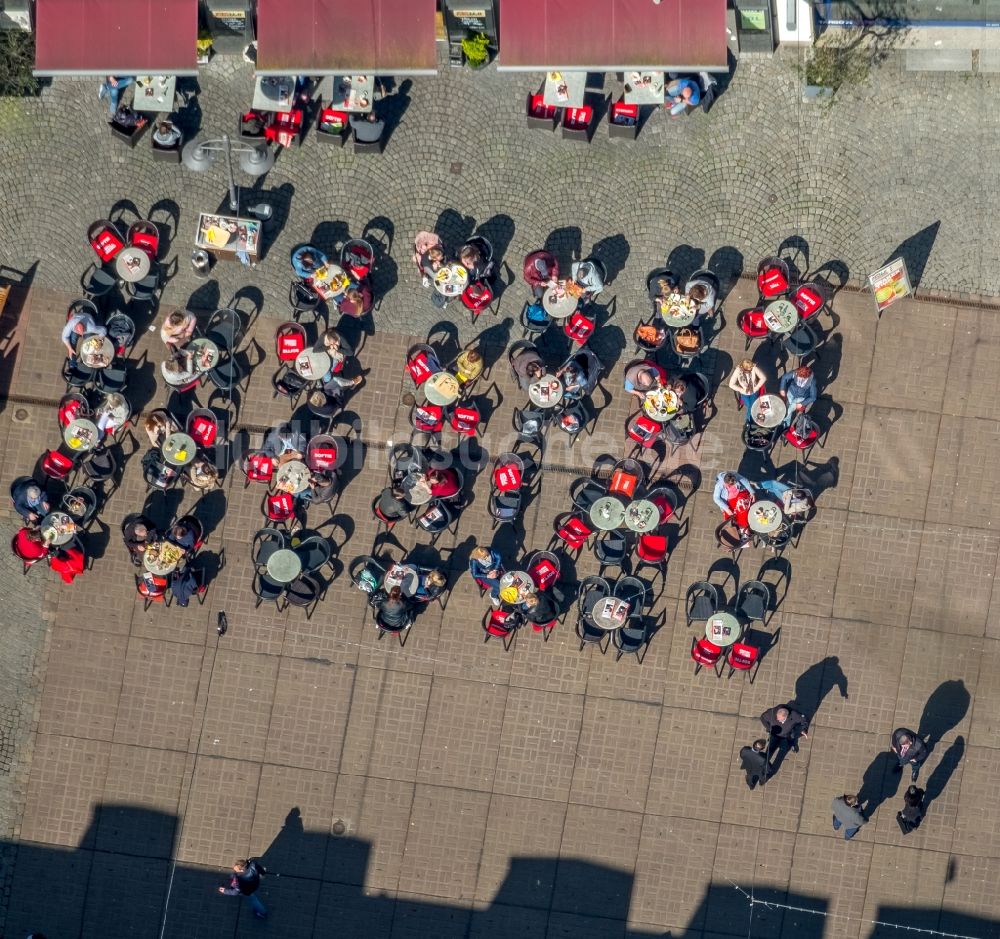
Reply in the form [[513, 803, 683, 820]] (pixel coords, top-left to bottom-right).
[[291, 246, 327, 279], [427, 467, 461, 500], [520, 591, 557, 628], [336, 283, 373, 318], [319, 328, 348, 373], [62, 307, 106, 361], [122, 516, 158, 566], [419, 244, 447, 282], [413, 230, 444, 285], [570, 260, 604, 301], [556, 357, 588, 401], [778, 366, 817, 425], [376, 586, 412, 630], [459, 243, 487, 280], [522, 250, 559, 299], [669, 377, 699, 414], [454, 349, 484, 386], [160, 310, 197, 350], [161, 350, 199, 387], [98, 75, 135, 116], [263, 422, 307, 462], [187, 457, 220, 491], [469, 546, 504, 602], [666, 77, 700, 117], [168, 521, 198, 553], [141, 448, 179, 490], [300, 469, 338, 504], [350, 109, 385, 143], [94, 393, 128, 438], [12, 480, 49, 524], [712, 472, 757, 517], [648, 271, 679, 307], [15, 526, 49, 562], [727, 358, 768, 423], [168, 565, 200, 607], [152, 120, 182, 148], [143, 412, 172, 448], [416, 569, 447, 602], [376, 485, 412, 522], [511, 347, 546, 390], [686, 277, 717, 319], [623, 361, 663, 398]]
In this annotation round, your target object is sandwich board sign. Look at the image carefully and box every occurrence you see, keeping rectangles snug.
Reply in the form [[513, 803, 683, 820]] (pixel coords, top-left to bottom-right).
[[868, 258, 911, 318]]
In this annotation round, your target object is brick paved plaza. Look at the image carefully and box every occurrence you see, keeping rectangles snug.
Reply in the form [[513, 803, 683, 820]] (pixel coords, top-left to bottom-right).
[[0, 47, 998, 939]]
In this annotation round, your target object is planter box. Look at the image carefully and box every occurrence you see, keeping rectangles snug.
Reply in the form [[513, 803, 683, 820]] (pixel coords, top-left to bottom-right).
[[109, 118, 149, 148], [353, 135, 383, 154], [151, 140, 182, 162]]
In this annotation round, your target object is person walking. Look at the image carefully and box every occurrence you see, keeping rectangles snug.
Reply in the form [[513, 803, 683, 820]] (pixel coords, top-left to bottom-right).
[[738, 739, 770, 790], [218, 857, 268, 919], [890, 728, 928, 782], [831, 794, 866, 841], [897, 785, 925, 835], [760, 703, 810, 755]]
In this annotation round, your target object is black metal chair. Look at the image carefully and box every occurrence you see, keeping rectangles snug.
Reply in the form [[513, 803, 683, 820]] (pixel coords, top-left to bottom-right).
[[685, 581, 720, 627], [283, 573, 323, 619], [512, 406, 548, 450], [252, 571, 286, 610], [374, 608, 413, 645], [715, 520, 753, 560], [570, 476, 607, 514], [289, 279, 321, 322], [781, 320, 820, 362], [576, 575, 612, 652], [62, 357, 95, 390], [80, 263, 117, 301], [488, 489, 520, 529], [613, 575, 647, 618], [97, 365, 128, 394], [736, 579, 773, 627], [293, 534, 333, 576], [80, 446, 119, 496], [595, 530, 629, 576], [519, 300, 551, 338], [252, 528, 286, 574], [61, 486, 99, 528], [612, 619, 650, 662]]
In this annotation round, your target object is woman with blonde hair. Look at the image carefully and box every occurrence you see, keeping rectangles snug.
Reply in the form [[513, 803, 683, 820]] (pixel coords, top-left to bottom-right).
[[727, 358, 767, 423], [159, 310, 196, 350]]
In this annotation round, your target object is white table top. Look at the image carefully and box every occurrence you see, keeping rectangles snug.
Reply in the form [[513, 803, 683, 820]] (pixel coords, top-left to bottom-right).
[[528, 375, 563, 409], [41, 511, 76, 547], [542, 283, 578, 320], [116, 247, 151, 283], [590, 497, 626, 531], [623, 71, 666, 105], [143, 545, 181, 576], [275, 459, 310, 495], [424, 371, 461, 406], [162, 432, 197, 466], [189, 337, 219, 373], [624, 499, 659, 533], [267, 548, 302, 584], [434, 264, 469, 297], [323, 74, 375, 113], [78, 334, 114, 369], [295, 348, 331, 381], [542, 70, 586, 109], [706, 612, 742, 648], [499, 570, 535, 604], [656, 294, 698, 328], [133, 75, 176, 113], [252, 75, 296, 112], [747, 499, 783, 534], [64, 418, 100, 453], [590, 596, 631, 631], [764, 300, 800, 334], [750, 394, 787, 429], [643, 389, 679, 423]]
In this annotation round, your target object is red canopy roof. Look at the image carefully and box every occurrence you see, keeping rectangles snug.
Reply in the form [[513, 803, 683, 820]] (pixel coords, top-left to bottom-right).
[[33, 0, 198, 76], [499, 0, 728, 72], [256, 0, 437, 75]]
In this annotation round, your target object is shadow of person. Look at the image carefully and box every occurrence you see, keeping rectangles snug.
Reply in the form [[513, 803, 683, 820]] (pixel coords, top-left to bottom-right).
[[924, 736, 965, 810], [918, 680, 971, 750], [857, 750, 902, 818], [792, 656, 849, 718]]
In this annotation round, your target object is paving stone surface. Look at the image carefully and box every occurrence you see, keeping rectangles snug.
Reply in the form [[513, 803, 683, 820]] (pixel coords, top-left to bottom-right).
[[0, 41, 997, 939]]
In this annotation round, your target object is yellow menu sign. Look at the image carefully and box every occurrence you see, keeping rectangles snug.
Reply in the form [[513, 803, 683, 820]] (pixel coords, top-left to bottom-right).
[[868, 258, 911, 316]]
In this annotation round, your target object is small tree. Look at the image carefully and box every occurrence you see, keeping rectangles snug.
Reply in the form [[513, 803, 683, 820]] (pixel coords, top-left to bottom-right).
[[461, 32, 490, 69], [0, 30, 39, 98]]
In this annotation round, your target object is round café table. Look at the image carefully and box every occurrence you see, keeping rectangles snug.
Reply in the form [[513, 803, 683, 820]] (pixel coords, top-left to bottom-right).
[[115, 247, 152, 283], [40, 511, 76, 546], [764, 300, 800, 334], [643, 388, 679, 423], [528, 375, 563, 409], [162, 432, 197, 466], [750, 395, 787, 429], [63, 417, 100, 453], [384, 563, 420, 598], [434, 264, 469, 297], [311, 263, 351, 300], [143, 548, 180, 576], [294, 348, 331, 381], [588, 596, 632, 631], [657, 295, 698, 328], [499, 570, 535, 604], [424, 371, 461, 406], [267, 549, 303, 584], [747, 499, 783, 534], [187, 337, 219, 374], [275, 459, 310, 495], [705, 612, 742, 648], [590, 496, 626, 531], [78, 334, 115, 369], [624, 499, 659, 533], [542, 283, 578, 320]]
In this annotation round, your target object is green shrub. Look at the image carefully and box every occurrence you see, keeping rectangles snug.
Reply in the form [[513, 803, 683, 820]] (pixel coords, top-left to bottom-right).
[[0, 30, 39, 98], [461, 32, 490, 68]]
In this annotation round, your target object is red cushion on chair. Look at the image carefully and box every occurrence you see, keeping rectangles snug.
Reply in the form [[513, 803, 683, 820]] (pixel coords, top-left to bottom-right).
[[59, 399, 85, 428], [406, 352, 435, 385], [611, 102, 639, 121], [530, 558, 558, 590], [609, 469, 638, 499], [266, 492, 295, 520], [691, 637, 722, 666], [650, 495, 674, 524], [131, 231, 159, 260], [556, 516, 592, 550], [308, 446, 338, 471], [784, 424, 819, 449], [758, 267, 789, 298], [91, 229, 124, 262], [277, 331, 306, 360], [461, 282, 493, 312], [245, 453, 274, 482], [738, 309, 769, 338], [564, 311, 595, 344], [728, 642, 759, 671], [564, 105, 593, 129], [190, 417, 216, 448], [486, 610, 514, 636], [450, 406, 480, 436], [493, 462, 522, 492], [529, 94, 556, 118], [637, 534, 668, 562], [413, 404, 444, 432], [42, 450, 74, 478], [793, 285, 823, 319], [627, 414, 661, 447], [319, 107, 348, 128]]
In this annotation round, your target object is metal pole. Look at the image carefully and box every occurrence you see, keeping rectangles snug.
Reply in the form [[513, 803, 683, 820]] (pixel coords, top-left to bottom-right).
[[222, 133, 238, 212]]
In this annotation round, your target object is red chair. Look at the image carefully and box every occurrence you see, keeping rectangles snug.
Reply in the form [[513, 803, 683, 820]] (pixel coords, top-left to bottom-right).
[[563, 105, 593, 131], [136, 572, 169, 610], [626, 413, 663, 451], [726, 642, 760, 680], [527, 93, 558, 125], [461, 281, 493, 318], [448, 404, 481, 438], [405, 344, 439, 387], [552, 514, 594, 554], [609, 101, 639, 124], [492, 456, 524, 493], [411, 403, 444, 436], [690, 637, 722, 675], [563, 309, 596, 346], [792, 283, 825, 320], [275, 322, 307, 361], [186, 408, 218, 449], [483, 609, 517, 650], [265, 109, 303, 147], [737, 308, 770, 350], [609, 469, 639, 500], [58, 393, 90, 429], [646, 487, 677, 525], [41, 449, 75, 483], [318, 107, 349, 135], [341, 239, 374, 281], [636, 534, 668, 565], [306, 434, 341, 472], [757, 258, 790, 299], [782, 415, 821, 459], [263, 492, 296, 527], [372, 494, 399, 530], [241, 450, 274, 489], [127, 220, 160, 261], [528, 551, 560, 591], [87, 220, 125, 263], [11, 529, 49, 574]]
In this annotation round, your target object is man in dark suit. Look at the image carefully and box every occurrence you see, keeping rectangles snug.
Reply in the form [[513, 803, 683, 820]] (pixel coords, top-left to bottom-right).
[[739, 739, 770, 790], [890, 728, 929, 782], [760, 703, 810, 755]]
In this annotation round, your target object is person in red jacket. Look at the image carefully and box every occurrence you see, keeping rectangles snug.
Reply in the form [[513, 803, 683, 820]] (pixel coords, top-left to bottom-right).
[[50, 545, 85, 583], [522, 249, 559, 299], [427, 468, 460, 500]]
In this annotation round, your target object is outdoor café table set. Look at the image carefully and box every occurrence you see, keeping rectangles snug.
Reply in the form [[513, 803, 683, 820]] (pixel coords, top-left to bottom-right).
[[161, 336, 220, 388]]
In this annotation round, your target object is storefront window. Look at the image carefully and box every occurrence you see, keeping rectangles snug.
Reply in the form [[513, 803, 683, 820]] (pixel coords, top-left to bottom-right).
[[817, 0, 1000, 25]]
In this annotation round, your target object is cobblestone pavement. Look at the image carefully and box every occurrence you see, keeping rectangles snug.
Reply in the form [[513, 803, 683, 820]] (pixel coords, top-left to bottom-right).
[[0, 42, 999, 939]]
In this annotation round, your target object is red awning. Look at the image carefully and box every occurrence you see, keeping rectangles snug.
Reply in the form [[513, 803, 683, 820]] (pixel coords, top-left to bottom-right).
[[256, 0, 437, 75], [33, 0, 198, 76], [498, 0, 729, 72]]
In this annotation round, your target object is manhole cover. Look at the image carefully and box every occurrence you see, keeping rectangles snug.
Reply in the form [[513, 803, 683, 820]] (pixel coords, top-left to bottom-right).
[[332, 819, 347, 836], [13, 408, 29, 423], [450, 162, 463, 175], [768, 194, 778, 205], [401, 392, 416, 407]]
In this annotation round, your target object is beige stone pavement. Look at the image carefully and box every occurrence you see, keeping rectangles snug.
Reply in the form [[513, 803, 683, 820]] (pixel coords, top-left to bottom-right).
[[1, 272, 999, 939]]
